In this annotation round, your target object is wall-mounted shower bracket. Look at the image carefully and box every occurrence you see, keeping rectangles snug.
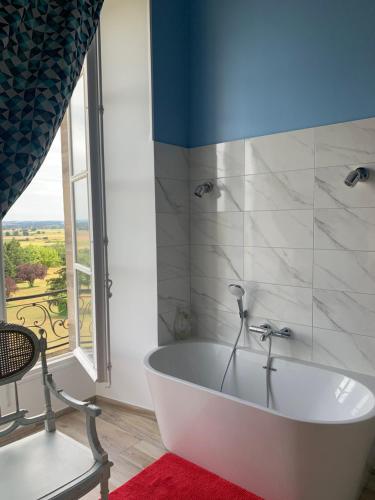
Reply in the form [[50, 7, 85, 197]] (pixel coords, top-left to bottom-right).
[[248, 323, 292, 341]]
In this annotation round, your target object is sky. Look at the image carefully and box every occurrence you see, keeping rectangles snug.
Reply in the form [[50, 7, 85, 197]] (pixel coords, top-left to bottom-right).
[[4, 131, 64, 222]]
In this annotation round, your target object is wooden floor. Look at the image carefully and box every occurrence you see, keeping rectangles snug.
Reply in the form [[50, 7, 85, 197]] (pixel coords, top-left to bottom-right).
[[57, 398, 166, 499], [56, 399, 375, 499]]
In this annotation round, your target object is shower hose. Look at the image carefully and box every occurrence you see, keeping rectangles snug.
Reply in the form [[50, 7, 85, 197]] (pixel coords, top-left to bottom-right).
[[219, 315, 244, 392], [220, 316, 273, 409]]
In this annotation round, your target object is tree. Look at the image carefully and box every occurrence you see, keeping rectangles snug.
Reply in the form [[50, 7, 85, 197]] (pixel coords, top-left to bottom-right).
[[4, 252, 16, 279], [20, 245, 41, 264], [47, 266, 67, 291], [20, 245, 61, 268], [39, 246, 61, 267], [47, 267, 67, 314], [52, 243, 66, 266], [4, 239, 24, 272], [5, 277, 17, 297], [16, 263, 47, 287]]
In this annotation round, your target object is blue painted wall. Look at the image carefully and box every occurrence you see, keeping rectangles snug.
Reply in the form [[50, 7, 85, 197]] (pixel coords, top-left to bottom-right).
[[151, 0, 189, 146], [152, 0, 375, 148]]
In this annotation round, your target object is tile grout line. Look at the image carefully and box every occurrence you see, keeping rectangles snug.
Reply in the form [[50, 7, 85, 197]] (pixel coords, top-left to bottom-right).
[[188, 148, 193, 327], [312, 128, 317, 362], [242, 139, 245, 284]]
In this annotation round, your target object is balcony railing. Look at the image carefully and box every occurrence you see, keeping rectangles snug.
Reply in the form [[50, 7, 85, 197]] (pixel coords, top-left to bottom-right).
[[6, 289, 70, 355]]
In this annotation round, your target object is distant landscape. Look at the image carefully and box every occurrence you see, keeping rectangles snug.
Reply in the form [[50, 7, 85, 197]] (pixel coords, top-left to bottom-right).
[[3, 220, 65, 290], [3, 221, 67, 351], [3, 220, 64, 230], [3, 220, 66, 296]]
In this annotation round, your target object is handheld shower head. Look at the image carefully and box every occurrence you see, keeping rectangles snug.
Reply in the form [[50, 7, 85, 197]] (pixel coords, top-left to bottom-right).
[[228, 284, 245, 299], [228, 284, 246, 318]]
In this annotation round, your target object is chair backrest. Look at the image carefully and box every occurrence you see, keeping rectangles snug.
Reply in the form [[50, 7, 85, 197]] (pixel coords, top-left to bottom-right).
[[0, 322, 55, 439], [0, 322, 40, 385]]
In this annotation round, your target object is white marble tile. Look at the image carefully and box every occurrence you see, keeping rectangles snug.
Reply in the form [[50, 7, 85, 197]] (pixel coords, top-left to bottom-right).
[[157, 246, 189, 281], [190, 176, 244, 213], [154, 142, 189, 180], [192, 307, 239, 344], [155, 178, 189, 213], [314, 250, 375, 294], [313, 328, 375, 376], [156, 214, 189, 247], [244, 282, 312, 326], [315, 118, 375, 168], [244, 247, 313, 287], [158, 310, 176, 345], [191, 212, 244, 246], [313, 289, 375, 337], [244, 170, 314, 211], [191, 277, 240, 314], [245, 128, 314, 174], [314, 164, 375, 208], [244, 210, 313, 248], [243, 316, 312, 362], [314, 208, 375, 251], [191, 245, 243, 280], [158, 278, 190, 314], [189, 140, 245, 180]]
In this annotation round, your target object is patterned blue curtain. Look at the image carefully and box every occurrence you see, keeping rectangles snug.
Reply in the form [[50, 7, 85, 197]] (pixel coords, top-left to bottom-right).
[[0, 0, 103, 218]]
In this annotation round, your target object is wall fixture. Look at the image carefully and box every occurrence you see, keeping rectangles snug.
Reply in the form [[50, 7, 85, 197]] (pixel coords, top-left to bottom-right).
[[344, 166, 369, 187], [194, 181, 214, 198]]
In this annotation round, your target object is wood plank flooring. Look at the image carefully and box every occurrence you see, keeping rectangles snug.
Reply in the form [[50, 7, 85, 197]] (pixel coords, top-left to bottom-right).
[[37, 398, 375, 499], [57, 398, 166, 499]]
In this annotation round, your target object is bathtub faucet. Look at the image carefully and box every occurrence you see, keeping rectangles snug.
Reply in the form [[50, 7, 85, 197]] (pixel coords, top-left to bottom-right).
[[248, 324, 291, 342]]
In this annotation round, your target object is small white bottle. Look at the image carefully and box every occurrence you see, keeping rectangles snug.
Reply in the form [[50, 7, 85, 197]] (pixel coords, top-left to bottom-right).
[[173, 306, 192, 340]]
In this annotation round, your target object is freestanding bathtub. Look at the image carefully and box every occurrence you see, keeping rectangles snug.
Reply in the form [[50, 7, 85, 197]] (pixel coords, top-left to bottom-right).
[[144, 341, 375, 500]]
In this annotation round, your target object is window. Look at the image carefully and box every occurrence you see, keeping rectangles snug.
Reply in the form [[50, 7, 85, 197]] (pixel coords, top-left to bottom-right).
[[2, 33, 111, 383], [66, 33, 111, 382]]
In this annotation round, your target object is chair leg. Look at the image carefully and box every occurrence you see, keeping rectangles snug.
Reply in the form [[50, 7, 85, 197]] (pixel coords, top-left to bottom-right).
[[100, 479, 109, 500]]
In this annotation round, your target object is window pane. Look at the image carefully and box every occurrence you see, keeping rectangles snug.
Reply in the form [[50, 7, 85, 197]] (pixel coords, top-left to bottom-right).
[[73, 178, 91, 267], [70, 75, 88, 175], [77, 270, 94, 362]]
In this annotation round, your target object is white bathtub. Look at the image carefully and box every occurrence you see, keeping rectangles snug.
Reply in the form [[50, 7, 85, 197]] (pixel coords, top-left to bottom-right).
[[145, 341, 375, 500]]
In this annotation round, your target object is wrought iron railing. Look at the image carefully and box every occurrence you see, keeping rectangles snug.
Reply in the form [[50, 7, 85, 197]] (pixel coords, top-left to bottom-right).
[[6, 289, 70, 355]]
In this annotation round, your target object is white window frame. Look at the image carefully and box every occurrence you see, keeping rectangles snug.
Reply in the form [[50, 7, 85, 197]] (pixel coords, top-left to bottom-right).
[[67, 30, 111, 383]]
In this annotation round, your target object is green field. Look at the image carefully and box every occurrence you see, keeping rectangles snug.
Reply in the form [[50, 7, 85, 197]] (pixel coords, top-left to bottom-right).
[[3, 227, 65, 248], [3, 227, 66, 295], [3, 225, 94, 356], [3, 227, 69, 355]]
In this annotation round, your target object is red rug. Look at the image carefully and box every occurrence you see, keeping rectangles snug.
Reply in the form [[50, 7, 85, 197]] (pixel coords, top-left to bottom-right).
[[109, 453, 263, 499]]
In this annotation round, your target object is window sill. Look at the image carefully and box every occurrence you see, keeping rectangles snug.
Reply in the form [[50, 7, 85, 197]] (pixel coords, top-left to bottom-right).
[[20, 352, 76, 383]]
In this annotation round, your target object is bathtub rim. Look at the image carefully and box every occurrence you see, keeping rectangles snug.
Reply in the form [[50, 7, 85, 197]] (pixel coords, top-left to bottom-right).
[[144, 340, 375, 426]]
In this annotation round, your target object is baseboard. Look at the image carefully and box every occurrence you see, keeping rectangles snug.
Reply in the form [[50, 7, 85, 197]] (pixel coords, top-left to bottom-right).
[[95, 395, 156, 418]]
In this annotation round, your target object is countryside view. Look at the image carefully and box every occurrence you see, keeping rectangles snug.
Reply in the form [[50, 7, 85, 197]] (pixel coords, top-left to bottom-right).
[[3, 131, 91, 355]]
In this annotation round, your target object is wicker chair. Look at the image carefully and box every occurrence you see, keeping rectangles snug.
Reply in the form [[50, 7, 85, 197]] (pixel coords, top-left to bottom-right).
[[0, 322, 112, 499]]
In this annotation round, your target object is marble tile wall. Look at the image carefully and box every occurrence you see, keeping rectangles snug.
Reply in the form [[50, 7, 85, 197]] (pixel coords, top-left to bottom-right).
[[154, 142, 190, 344], [154, 118, 375, 377]]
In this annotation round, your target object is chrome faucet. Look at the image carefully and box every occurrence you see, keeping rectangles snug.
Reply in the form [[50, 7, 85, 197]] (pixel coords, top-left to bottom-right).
[[248, 323, 291, 409], [248, 324, 291, 341]]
